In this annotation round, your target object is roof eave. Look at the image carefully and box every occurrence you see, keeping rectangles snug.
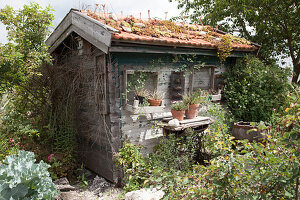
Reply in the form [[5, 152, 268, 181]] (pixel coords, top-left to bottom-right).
[[46, 9, 113, 54]]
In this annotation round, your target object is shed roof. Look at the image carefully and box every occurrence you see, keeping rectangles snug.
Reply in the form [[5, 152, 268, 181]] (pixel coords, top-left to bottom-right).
[[81, 10, 259, 51], [46, 9, 259, 54]]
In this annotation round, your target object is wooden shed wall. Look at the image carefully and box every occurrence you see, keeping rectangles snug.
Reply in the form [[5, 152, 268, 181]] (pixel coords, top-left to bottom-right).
[[51, 36, 120, 182], [111, 52, 235, 154]]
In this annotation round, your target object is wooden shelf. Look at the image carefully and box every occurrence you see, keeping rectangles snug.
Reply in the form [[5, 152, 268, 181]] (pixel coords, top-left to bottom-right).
[[125, 104, 166, 114]]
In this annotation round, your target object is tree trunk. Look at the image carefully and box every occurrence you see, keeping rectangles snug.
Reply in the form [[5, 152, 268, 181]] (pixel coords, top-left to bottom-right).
[[292, 63, 300, 84]]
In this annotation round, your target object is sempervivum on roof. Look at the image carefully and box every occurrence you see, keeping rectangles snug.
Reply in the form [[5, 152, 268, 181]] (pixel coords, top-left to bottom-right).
[[81, 9, 258, 51]]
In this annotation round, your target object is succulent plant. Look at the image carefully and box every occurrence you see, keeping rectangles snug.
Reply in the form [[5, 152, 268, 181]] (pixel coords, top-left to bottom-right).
[[171, 102, 187, 111]]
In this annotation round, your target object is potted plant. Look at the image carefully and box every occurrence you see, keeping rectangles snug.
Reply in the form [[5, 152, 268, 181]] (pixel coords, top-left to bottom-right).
[[183, 90, 205, 119], [134, 86, 149, 105], [171, 102, 187, 121], [148, 90, 164, 106]]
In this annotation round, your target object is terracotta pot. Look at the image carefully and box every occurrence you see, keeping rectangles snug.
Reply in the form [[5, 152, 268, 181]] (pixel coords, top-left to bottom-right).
[[185, 104, 199, 119], [148, 99, 162, 106], [171, 110, 185, 121]]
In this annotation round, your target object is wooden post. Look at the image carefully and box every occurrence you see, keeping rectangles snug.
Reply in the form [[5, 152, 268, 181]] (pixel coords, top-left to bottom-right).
[[148, 10, 151, 20], [164, 12, 168, 20]]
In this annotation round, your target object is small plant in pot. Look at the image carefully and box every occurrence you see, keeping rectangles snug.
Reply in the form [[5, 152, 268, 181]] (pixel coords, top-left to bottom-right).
[[148, 90, 164, 106], [135, 86, 149, 105], [183, 90, 205, 119], [171, 102, 187, 121]]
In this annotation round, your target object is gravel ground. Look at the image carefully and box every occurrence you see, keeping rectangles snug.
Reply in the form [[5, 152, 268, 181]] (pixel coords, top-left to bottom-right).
[[55, 172, 123, 200]]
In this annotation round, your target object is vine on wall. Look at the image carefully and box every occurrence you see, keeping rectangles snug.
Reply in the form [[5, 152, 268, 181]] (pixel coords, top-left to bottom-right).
[[217, 34, 233, 63]]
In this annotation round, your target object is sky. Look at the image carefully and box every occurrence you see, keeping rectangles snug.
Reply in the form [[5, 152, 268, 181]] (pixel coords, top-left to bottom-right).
[[0, 0, 181, 43]]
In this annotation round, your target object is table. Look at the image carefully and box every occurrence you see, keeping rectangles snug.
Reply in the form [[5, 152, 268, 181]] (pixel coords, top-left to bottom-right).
[[156, 116, 214, 136]]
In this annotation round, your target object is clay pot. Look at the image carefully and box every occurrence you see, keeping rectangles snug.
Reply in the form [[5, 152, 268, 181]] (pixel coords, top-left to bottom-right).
[[171, 110, 185, 121], [185, 104, 199, 119], [148, 99, 162, 106]]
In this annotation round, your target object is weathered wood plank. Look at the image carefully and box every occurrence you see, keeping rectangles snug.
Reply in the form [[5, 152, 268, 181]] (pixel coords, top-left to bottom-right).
[[72, 25, 109, 53], [48, 25, 74, 53], [72, 11, 112, 47], [73, 11, 120, 34], [179, 116, 210, 124], [46, 10, 73, 46], [109, 45, 254, 56]]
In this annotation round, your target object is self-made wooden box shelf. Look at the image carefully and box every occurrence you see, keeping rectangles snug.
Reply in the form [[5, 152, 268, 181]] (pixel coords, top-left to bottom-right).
[[125, 100, 166, 114]]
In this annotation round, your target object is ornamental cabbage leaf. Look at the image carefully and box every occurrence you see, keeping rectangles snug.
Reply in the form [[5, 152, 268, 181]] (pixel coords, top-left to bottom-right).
[[0, 150, 59, 200]]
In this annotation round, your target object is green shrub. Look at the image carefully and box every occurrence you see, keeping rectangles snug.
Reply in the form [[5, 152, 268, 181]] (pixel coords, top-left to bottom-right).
[[0, 150, 59, 199], [114, 143, 149, 191], [150, 128, 198, 171], [170, 102, 187, 111], [115, 94, 299, 199], [224, 55, 291, 122]]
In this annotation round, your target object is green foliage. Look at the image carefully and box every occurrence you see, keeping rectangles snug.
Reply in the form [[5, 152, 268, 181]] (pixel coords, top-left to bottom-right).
[[200, 100, 234, 158], [170, 0, 300, 83], [47, 100, 77, 178], [217, 34, 233, 63], [0, 92, 42, 161], [0, 138, 20, 162], [150, 129, 198, 171], [0, 2, 54, 90], [0, 150, 59, 199], [0, 3, 76, 180], [170, 102, 187, 111], [114, 143, 149, 191], [116, 95, 299, 199], [224, 55, 291, 122], [183, 90, 205, 105]]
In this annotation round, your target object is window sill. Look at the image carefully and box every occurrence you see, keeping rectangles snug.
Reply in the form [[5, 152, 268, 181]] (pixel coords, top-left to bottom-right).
[[124, 103, 166, 114]]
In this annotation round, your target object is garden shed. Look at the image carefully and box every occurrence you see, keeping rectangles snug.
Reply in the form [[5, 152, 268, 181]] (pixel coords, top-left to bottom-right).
[[46, 8, 259, 182]]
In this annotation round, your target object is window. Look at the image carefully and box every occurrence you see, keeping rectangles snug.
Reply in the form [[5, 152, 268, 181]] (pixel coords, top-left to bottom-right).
[[189, 66, 216, 92]]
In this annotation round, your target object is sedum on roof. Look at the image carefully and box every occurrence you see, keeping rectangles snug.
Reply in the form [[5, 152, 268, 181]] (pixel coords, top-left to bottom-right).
[[80, 9, 258, 51]]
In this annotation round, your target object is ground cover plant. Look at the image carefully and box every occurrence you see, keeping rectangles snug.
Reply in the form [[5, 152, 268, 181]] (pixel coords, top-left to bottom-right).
[[115, 89, 299, 199]]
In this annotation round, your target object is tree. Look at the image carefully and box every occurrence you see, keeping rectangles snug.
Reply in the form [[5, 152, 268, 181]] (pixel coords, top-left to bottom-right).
[[170, 0, 300, 83], [224, 56, 291, 122], [0, 2, 54, 91]]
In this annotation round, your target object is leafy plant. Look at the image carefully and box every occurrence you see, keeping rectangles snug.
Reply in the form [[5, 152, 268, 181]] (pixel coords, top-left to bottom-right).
[[114, 143, 149, 191], [0, 2, 54, 90], [0, 150, 59, 199], [170, 102, 187, 111], [150, 129, 198, 171], [183, 90, 205, 105], [224, 55, 291, 122]]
